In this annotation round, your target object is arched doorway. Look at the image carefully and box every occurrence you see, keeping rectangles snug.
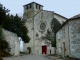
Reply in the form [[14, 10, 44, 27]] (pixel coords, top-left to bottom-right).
[[41, 40, 47, 54], [42, 45, 47, 54], [27, 47, 31, 54]]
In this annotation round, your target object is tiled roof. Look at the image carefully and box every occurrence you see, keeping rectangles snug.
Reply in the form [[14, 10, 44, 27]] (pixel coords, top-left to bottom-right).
[[54, 12, 68, 19], [56, 14, 80, 32]]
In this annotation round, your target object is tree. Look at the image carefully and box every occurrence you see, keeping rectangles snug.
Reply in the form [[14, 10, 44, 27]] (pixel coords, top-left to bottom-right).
[[50, 18, 61, 47], [0, 3, 10, 57], [11, 14, 30, 43], [0, 3, 9, 25], [0, 3, 30, 57], [2, 14, 30, 43], [0, 4, 30, 43], [51, 18, 61, 34], [51, 36, 56, 47]]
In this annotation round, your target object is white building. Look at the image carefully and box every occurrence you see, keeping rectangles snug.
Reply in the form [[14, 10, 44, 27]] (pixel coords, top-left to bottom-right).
[[23, 2, 67, 55]]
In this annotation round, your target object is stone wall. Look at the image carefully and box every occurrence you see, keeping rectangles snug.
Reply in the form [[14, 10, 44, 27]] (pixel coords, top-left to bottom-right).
[[34, 10, 54, 54], [2, 29, 20, 56], [56, 24, 70, 57], [69, 19, 80, 58], [56, 19, 80, 58], [47, 47, 56, 54], [23, 18, 34, 54]]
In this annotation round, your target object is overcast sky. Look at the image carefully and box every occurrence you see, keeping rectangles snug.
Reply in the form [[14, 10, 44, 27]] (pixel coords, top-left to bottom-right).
[[0, 0, 80, 18]]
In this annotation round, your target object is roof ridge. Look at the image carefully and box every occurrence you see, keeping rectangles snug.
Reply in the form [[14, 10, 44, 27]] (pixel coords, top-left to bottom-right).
[[23, 2, 43, 7], [69, 14, 80, 19]]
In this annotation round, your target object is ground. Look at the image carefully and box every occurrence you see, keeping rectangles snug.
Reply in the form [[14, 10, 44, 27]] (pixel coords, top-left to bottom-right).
[[3, 54, 53, 60]]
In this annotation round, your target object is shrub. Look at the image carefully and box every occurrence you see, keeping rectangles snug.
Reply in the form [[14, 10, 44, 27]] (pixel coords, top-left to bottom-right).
[[0, 57, 3, 60]]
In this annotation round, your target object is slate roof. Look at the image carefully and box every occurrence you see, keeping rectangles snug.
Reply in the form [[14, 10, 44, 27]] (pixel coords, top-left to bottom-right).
[[69, 14, 80, 20], [56, 14, 80, 33], [54, 12, 68, 19]]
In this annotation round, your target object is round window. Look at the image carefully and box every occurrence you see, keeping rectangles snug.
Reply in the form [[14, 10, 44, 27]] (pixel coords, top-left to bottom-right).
[[40, 22, 46, 30], [38, 21, 46, 31]]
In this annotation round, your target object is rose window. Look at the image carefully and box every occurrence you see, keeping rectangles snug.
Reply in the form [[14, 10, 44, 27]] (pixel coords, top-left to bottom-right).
[[40, 23, 46, 30]]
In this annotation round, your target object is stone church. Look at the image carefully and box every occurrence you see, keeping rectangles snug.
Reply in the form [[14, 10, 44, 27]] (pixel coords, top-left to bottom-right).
[[23, 2, 67, 55]]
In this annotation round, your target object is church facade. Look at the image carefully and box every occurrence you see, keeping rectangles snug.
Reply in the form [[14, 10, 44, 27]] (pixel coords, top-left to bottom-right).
[[23, 2, 67, 54]]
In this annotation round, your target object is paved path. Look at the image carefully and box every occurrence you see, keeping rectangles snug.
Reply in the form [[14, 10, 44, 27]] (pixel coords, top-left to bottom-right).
[[3, 55, 53, 60]]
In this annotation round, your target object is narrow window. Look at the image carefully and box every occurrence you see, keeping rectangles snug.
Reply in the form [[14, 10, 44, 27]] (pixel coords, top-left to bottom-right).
[[39, 5, 40, 10], [37, 5, 39, 9], [58, 32, 60, 39], [60, 30, 62, 38], [62, 28, 65, 37], [36, 4, 37, 9]]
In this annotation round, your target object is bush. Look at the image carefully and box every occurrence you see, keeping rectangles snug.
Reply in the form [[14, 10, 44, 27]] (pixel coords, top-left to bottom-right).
[[0, 57, 3, 60], [51, 37, 56, 47], [0, 49, 11, 57], [20, 52, 26, 54]]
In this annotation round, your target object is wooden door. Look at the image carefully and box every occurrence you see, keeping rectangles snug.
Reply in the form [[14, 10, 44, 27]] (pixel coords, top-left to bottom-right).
[[42, 45, 47, 54], [63, 42, 65, 58]]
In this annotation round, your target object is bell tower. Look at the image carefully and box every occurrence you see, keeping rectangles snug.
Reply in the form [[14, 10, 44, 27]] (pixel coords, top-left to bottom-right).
[[23, 2, 43, 19]]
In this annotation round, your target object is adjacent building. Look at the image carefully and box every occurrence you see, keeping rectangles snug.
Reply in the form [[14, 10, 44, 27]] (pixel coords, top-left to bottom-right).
[[56, 14, 80, 59]]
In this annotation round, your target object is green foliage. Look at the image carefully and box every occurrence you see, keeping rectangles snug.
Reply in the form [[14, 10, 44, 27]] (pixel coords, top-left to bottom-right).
[[0, 3, 30, 43], [51, 37, 56, 47], [0, 3, 9, 25], [51, 18, 61, 34], [0, 57, 3, 60], [0, 27, 3, 39], [51, 18, 61, 47], [0, 3, 30, 57], [2, 14, 30, 43], [0, 4, 6, 25], [0, 4, 11, 56], [20, 52, 26, 54], [0, 40, 10, 53]]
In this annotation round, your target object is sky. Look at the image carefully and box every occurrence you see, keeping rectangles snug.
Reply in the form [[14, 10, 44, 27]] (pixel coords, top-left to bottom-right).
[[19, 37, 23, 51], [0, 0, 80, 18]]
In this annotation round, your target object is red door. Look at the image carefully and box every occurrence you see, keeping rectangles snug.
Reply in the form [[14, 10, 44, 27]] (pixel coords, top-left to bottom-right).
[[42, 45, 47, 54]]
